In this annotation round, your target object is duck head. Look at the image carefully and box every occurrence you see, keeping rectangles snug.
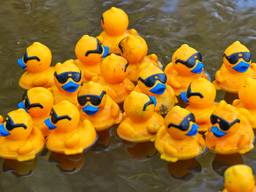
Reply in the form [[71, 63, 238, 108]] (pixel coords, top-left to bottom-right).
[[44, 100, 80, 132], [0, 109, 33, 140], [75, 35, 109, 65], [137, 64, 167, 95], [223, 41, 251, 73], [180, 78, 216, 107], [54, 60, 82, 93], [119, 33, 148, 64], [224, 164, 255, 192], [124, 91, 156, 122], [210, 101, 241, 138], [239, 78, 256, 109], [165, 106, 199, 139], [18, 87, 54, 118], [77, 81, 107, 116], [18, 42, 52, 72], [172, 44, 205, 75], [101, 7, 129, 36], [100, 53, 129, 83]]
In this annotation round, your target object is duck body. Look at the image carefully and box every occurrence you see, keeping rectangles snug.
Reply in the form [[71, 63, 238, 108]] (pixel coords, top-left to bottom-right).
[[18, 42, 54, 89], [0, 109, 44, 161], [117, 91, 164, 142], [155, 106, 205, 162], [206, 100, 254, 155], [45, 100, 97, 155]]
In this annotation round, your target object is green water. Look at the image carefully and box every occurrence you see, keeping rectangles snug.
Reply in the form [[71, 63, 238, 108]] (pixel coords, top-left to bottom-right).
[[1, 0, 256, 191]]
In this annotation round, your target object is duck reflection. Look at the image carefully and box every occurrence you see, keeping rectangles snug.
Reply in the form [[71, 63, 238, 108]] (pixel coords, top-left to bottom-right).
[[3, 158, 36, 176]]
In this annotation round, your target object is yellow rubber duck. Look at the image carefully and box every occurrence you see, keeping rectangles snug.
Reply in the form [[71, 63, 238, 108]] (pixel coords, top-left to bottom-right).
[[134, 64, 177, 116], [96, 53, 134, 104], [214, 41, 256, 93], [18, 42, 55, 89], [17, 87, 54, 136], [164, 44, 209, 95], [51, 59, 82, 105], [117, 91, 164, 142], [205, 100, 254, 155], [119, 33, 162, 82], [44, 100, 97, 155], [98, 7, 132, 54], [180, 78, 217, 132], [155, 106, 205, 162], [223, 164, 256, 192], [74, 35, 109, 81], [0, 109, 44, 161], [78, 81, 122, 132], [233, 78, 256, 128]]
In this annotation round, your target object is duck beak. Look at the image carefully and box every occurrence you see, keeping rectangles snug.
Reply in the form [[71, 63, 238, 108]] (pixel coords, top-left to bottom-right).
[[186, 123, 199, 136], [102, 45, 109, 58], [232, 61, 250, 73], [210, 126, 226, 137], [17, 57, 27, 70], [44, 118, 57, 130], [82, 105, 99, 115], [17, 100, 25, 109], [62, 81, 79, 93], [180, 91, 189, 103], [0, 124, 9, 136], [191, 62, 204, 74], [150, 83, 166, 95]]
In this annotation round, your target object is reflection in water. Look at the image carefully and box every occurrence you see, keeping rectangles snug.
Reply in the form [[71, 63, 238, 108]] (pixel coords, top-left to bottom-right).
[[124, 141, 156, 160], [49, 152, 85, 174], [212, 153, 244, 176], [3, 158, 36, 177], [167, 158, 201, 179]]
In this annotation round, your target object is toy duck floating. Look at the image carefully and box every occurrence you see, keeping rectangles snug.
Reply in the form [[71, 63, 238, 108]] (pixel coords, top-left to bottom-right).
[[165, 44, 209, 95], [98, 7, 132, 54], [180, 78, 216, 132], [18, 87, 54, 136], [117, 91, 164, 142], [0, 109, 44, 161], [134, 64, 176, 116], [75, 35, 109, 81], [96, 53, 134, 104], [233, 78, 256, 128], [18, 42, 55, 89], [44, 100, 97, 155], [119, 33, 161, 82], [214, 41, 256, 93], [155, 106, 205, 162], [51, 60, 82, 105], [78, 81, 122, 132], [223, 165, 256, 192], [206, 100, 254, 155]]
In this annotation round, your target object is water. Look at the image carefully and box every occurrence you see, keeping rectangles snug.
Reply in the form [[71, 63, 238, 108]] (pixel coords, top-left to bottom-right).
[[0, 0, 256, 191]]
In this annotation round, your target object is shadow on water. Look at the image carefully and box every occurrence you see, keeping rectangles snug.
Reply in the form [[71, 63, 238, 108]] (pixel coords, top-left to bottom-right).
[[0, 0, 256, 191]]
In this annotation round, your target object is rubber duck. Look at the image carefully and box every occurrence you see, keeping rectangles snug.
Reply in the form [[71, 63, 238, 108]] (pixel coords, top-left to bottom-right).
[[233, 78, 256, 128], [117, 91, 164, 142], [164, 44, 209, 95], [50, 59, 82, 105], [223, 164, 256, 192], [214, 41, 256, 93], [17, 87, 54, 136], [0, 109, 44, 161], [74, 35, 109, 81], [119, 33, 162, 82], [96, 53, 134, 104], [205, 100, 254, 155], [98, 7, 131, 54], [18, 42, 54, 89], [78, 81, 122, 132], [134, 64, 177, 116], [155, 106, 205, 162], [180, 78, 217, 132], [44, 100, 97, 155]]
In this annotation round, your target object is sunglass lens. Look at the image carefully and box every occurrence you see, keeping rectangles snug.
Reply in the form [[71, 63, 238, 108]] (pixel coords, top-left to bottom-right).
[[78, 96, 86, 106], [228, 54, 239, 64], [91, 97, 101, 106], [186, 56, 196, 68], [243, 52, 251, 62], [159, 74, 167, 83], [72, 72, 81, 82], [144, 76, 156, 87]]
